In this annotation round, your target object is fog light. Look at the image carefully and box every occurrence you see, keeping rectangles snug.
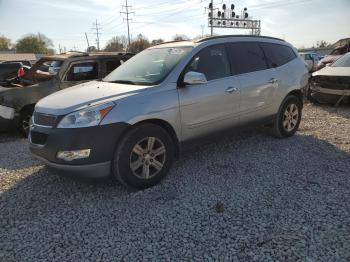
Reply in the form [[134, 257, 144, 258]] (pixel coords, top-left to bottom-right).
[[56, 149, 91, 162]]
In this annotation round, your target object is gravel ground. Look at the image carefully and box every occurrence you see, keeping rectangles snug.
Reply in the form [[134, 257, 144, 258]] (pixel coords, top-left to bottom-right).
[[1, 103, 350, 261]]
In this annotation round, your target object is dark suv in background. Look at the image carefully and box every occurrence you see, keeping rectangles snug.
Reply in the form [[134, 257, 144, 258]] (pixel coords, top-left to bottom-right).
[[0, 52, 133, 136]]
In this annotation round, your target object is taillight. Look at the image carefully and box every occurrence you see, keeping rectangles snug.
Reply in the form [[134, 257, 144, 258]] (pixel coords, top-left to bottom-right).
[[17, 67, 25, 78]]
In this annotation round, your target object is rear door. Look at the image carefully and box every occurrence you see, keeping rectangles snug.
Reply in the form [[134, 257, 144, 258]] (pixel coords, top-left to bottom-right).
[[178, 44, 241, 141], [259, 42, 299, 99], [227, 42, 278, 122], [59, 60, 100, 89]]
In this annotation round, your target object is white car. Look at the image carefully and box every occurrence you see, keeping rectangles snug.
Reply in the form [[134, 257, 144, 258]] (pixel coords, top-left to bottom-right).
[[299, 52, 319, 72], [48, 60, 63, 75]]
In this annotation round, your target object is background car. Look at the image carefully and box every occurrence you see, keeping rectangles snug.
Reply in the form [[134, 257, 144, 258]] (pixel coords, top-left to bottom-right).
[[48, 60, 63, 75], [0, 62, 30, 81], [317, 43, 350, 70], [300, 52, 319, 72], [311, 52, 350, 105], [0, 52, 134, 136], [1, 60, 32, 67]]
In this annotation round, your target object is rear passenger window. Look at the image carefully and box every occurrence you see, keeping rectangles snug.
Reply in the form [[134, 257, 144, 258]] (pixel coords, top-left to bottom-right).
[[227, 43, 268, 74], [186, 45, 230, 81], [260, 43, 296, 67]]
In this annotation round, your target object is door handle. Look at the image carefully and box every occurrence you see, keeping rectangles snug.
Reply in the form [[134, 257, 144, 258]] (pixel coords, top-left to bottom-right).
[[268, 78, 278, 84], [226, 87, 239, 93]]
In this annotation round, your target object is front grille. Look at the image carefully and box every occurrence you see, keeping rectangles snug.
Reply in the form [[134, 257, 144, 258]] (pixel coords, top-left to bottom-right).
[[313, 76, 350, 90], [30, 131, 48, 145], [34, 112, 57, 127]]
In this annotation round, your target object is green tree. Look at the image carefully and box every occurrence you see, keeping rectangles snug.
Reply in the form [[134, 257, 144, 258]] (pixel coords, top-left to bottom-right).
[[104, 36, 127, 52], [151, 39, 164, 46], [128, 34, 150, 53], [16, 33, 54, 54], [0, 35, 12, 51], [87, 46, 97, 52], [173, 34, 189, 41], [315, 40, 332, 48]]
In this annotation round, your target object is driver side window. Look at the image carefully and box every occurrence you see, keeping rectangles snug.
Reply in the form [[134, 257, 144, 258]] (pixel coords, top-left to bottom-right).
[[186, 45, 230, 81]]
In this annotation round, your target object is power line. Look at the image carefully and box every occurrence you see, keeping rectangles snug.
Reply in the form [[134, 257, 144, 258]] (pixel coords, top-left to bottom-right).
[[120, 0, 134, 48]]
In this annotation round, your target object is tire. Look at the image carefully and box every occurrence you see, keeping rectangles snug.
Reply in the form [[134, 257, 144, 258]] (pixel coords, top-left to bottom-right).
[[113, 123, 175, 189], [19, 107, 34, 138], [271, 95, 302, 138]]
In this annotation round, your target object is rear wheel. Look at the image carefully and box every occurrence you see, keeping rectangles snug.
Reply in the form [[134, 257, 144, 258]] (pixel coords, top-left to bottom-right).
[[271, 95, 302, 138], [113, 123, 175, 189]]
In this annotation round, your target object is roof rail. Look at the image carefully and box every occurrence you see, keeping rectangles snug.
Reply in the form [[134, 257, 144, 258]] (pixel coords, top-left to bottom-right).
[[153, 40, 190, 47], [195, 35, 285, 43]]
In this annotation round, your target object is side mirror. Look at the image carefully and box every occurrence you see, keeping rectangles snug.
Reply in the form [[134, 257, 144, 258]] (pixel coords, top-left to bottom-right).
[[183, 71, 207, 85]]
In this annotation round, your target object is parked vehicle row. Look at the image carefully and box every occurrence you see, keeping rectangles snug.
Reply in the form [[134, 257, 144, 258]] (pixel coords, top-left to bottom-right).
[[0, 52, 133, 136], [28, 35, 308, 189]]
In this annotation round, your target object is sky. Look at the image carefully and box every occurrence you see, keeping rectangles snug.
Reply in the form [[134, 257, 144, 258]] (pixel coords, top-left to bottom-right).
[[0, 0, 349, 52]]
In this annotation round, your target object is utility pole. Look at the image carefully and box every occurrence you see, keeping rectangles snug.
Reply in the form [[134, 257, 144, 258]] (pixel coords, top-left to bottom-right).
[[210, 0, 213, 36], [121, 0, 134, 49], [92, 19, 101, 51], [85, 32, 90, 51]]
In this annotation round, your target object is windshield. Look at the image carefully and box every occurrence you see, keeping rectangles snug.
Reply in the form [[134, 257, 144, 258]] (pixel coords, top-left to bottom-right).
[[332, 52, 350, 67], [103, 46, 192, 85]]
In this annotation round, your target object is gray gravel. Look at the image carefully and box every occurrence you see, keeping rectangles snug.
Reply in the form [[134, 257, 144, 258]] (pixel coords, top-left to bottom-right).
[[1, 103, 350, 261]]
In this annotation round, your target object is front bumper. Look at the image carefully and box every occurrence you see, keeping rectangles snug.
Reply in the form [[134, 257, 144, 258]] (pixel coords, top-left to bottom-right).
[[29, 122, 130, 179], [310, 84, 350, 104], [310, 86, 350, 96]]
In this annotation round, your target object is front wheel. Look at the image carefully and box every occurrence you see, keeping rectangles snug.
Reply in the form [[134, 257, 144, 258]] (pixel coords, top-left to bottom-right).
[[113, 123, 175, 189], [271, 95, 302, 138]]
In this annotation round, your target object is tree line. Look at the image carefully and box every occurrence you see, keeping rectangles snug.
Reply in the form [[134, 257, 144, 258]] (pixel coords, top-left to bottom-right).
[[1, 32, 333, 55], [0, 33, 55, 54], [0, 33, 190, 55], [102, 33, 190, 53]]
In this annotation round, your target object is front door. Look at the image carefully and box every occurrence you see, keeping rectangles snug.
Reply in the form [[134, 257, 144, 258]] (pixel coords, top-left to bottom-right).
[[178, 44, 241, 141]]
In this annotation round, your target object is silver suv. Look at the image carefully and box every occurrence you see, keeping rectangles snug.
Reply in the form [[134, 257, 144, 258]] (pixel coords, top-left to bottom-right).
[[29, 35, 309, 189]]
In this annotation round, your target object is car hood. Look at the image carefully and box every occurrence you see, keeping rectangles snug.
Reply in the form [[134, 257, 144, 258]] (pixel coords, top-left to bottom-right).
[[313, 66, 350, 77], [36, 80, 151, 115]]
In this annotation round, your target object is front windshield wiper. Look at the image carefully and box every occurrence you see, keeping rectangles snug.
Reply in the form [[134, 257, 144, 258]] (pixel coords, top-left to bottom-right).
[[108, 80, 136, 85]]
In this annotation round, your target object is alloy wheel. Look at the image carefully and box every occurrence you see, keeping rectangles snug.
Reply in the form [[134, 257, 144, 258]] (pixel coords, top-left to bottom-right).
[[129, 137, 166, 179], [283, 103, 299, 132]]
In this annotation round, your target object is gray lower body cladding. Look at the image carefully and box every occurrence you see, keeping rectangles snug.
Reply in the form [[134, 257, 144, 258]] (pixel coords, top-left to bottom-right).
[[29, 122, 130, 178]]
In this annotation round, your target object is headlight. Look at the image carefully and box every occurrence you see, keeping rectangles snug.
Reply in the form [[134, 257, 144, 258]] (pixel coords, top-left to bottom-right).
[[57, 102, 114, 128]]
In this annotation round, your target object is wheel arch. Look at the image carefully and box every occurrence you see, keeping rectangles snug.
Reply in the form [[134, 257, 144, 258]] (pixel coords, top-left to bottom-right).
[[20, 103, 35, 115], [118, 118, 181, 159], [286, 89, 303, 106]]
